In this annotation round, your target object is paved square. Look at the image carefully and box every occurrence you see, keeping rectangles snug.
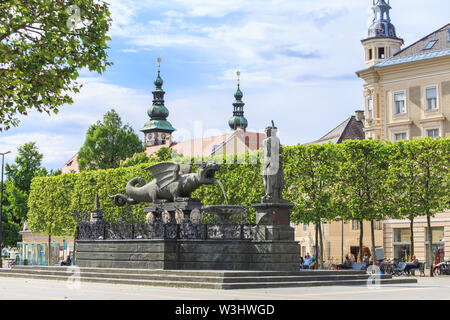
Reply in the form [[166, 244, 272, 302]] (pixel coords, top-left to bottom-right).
[[0, 276, 449, 300]]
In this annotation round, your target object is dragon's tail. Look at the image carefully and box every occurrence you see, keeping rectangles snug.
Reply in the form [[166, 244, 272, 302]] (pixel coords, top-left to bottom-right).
[[108, 194, 138, 207]]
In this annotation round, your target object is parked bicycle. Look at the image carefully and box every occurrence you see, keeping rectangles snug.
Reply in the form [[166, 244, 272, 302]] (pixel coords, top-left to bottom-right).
[[379, 258, 394, 275], [7, 258, 16, 269], [433, 260, 450, 276]]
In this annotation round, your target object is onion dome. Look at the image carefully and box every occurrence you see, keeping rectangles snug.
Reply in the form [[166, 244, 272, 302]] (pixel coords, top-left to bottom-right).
[[141, 58, 175, 134], [367, 0, 399, 39], [228, 71, 248, 131]]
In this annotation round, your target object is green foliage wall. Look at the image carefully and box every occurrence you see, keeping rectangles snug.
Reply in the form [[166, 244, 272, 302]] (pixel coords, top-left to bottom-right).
[[27, 139, 450, 237], [28, 163, 157, 236]]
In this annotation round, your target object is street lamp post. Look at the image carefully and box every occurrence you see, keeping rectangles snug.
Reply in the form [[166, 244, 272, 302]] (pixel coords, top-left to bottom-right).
[[0, 151, 11, 268]]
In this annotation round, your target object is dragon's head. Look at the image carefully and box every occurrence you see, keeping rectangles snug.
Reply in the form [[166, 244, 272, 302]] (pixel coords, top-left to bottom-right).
[[197, 162, 220, 185]]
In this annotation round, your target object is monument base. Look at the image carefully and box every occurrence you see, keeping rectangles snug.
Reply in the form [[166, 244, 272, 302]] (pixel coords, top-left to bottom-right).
[[75, 239, 300, 271], [253, 225, 295, 241], [144, 200, 202, 224], [252, 202, 294, 227]]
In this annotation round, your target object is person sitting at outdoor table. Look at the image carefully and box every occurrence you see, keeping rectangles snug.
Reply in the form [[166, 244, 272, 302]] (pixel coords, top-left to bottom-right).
[[363, 254, 370, 267], [66, 255, 72, 266], [310, 255, 317, 270], [404, 256, 419, 276], [336, 255, 352, 270], [303, 253, 312, 269]]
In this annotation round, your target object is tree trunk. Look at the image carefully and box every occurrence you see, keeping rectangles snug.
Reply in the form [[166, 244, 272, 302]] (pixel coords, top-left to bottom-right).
[[370, 220, 376, 267], [73, 229, 77, 266], [318, 222, 324, 269], [427, 215, 434, 277], [315, 223, 319, 268], [409, 217, 415, 262], [47, 234, 51, 266], [359, 221, 364, 262]]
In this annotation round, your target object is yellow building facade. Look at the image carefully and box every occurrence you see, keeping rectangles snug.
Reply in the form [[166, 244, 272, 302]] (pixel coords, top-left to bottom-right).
[[296, 2, 449, 265], [356, 2, 450, 265]]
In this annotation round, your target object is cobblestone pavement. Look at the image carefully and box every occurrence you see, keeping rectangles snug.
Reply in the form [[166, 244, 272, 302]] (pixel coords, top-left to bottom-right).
[[0, 276, 449, 300]]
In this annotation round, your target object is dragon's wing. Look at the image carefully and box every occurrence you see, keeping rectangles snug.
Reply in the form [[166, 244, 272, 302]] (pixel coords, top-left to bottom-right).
[[145, 162, 180, 189], [179, 164, 192, 175]]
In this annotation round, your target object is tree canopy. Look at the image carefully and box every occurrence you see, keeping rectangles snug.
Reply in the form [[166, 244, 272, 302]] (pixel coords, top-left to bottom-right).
[[0, 0, 112, 131], [1, 142, 47, 246], [77, 109, 145, 171]]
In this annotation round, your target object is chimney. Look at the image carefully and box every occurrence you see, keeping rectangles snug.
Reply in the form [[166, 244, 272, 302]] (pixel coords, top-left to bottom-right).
[[355, 110, 365, 122]]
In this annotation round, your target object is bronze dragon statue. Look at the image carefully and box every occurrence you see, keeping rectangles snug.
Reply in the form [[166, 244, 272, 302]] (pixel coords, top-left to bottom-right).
[[109, 161, 220, 206]]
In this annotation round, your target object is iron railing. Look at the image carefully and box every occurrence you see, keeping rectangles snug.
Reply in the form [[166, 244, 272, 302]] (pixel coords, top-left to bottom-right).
[[76, 220, 258, 241]]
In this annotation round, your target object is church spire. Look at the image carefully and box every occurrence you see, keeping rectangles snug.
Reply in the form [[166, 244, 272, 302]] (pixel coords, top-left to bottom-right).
[[228, 71, 248, 131], [141, 58, 176, 147]]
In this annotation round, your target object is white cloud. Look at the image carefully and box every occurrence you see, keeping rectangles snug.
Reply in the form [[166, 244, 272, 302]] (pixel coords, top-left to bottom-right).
[[2, 0, 449, 170]]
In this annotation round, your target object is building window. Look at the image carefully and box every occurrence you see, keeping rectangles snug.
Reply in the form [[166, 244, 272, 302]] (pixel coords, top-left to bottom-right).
[[368, 49, 373, 60], [395, 132, 407, 141], [394, 228, 411, 243], [303, 224, 307, 232], [394, 91, 406, 114], [351, 221, 360, 231], [424, 40, 438, 50], [375, 221, 383, 231], [425, 227, 445, 242], [426, 86, 438, 110], [378, 47, 385, 59], [367, 97, 373, 119], [427, 128, 440, 138], [425, 227, 445, 266]]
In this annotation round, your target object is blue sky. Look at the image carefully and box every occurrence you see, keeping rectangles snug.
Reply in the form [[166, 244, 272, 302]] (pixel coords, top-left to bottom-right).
[[1, 0, 450, 170]]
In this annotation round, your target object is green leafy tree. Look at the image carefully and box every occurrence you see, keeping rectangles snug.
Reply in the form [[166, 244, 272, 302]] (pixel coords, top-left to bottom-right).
[[78, 109, 145, 171], [5, 142, 45, 193], [386, 140, 423, 261], [5, 143, 45, 220], [389, 138, 448, 276], [283, 144, 339, 268], [0, 0, 112, 131], [1, 181, 21, 247], [335, 140, 391, 265], [120, 148, 181, 168], [120, 152, 152, 168], [0, 142, 46, 247]]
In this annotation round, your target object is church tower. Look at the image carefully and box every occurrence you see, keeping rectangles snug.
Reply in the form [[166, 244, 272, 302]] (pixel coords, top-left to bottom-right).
[[228, 71, 248, 131], [141, 58, 176, 147], [362, 0, 403, 68]]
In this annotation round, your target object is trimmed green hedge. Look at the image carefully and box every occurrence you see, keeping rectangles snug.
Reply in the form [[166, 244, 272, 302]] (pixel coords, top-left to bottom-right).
[[27, 138, 449, 237]]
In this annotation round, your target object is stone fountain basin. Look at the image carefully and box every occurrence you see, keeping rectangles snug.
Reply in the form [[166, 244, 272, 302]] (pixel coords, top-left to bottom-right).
[[201, 205, 248, 223]]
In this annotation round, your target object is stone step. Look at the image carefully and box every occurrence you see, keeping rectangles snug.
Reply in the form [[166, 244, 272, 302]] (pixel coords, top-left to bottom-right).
[[0, 268, 390, 283], [0, 270, 417, 289], [9, 265, 367, 277]]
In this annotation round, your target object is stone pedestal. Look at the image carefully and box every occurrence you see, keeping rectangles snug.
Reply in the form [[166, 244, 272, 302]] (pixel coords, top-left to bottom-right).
[[76, 239, 301, 271], [251, 202, 295, 241], [252, 202, 293, 226], [145, 199, 202, 224], [253, 225, 295, 241]]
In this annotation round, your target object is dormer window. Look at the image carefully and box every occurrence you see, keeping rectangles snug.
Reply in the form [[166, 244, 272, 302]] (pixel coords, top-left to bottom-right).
[[424, 40, 438, 50]]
